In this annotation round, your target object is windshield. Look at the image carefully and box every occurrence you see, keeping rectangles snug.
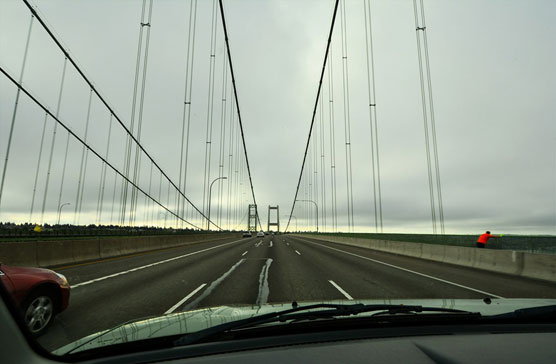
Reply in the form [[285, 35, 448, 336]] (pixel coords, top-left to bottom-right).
[[0, 0, 555, 358]]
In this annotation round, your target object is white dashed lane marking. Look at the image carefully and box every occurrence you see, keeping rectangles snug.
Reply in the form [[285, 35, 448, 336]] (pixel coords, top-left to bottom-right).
[[328, 280, 353, 300]]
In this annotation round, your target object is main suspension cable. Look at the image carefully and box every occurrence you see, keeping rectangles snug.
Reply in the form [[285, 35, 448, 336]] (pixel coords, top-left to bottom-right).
[[0, 65, 203, 230], [21, 0, 217, 228], [218, 0, 262, 230], [285, 0, 340, 232]]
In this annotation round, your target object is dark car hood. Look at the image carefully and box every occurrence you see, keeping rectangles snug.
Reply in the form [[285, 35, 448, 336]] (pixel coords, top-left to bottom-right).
[[54, 298, 556, 355]]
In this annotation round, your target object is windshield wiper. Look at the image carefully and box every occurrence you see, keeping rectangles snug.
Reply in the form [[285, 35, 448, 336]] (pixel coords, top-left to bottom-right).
[[485, 305, 556, 321], [173, 302, 479, 346]]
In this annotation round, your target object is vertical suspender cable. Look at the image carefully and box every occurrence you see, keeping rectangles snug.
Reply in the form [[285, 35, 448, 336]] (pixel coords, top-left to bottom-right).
[[319, 87, 327, 232], [234, 125, 240, 226], [40, 57, 68, 224], [328, 55, 338, 232], [419, 0, 445, 234], [217, 55, 229, 226], [339, 0, 355, 232], [363, 0, 383, 232], [77, 140, 90, 224], [97, 114, 113, 224], [29, 112, 48, 222], [165, 180, 171, 228], [75, 89, 93, 224], [226, 96, 236, 229], [56, 129, 71, 222], [202, 0, 219, 224], [110, 170, 118, 224], [156, 171, 163, 225], [144, 163, 153, 225], [313, 117, 319, 231], [178, 0, 198, 226], [413, 0, 437, 234], [130, 0, 154, 225], [0, 15, 34, 214], [121, 0, 147, 226]]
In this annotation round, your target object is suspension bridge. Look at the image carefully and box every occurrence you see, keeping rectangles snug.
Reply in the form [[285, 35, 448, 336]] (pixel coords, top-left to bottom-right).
[[0, 0, 446, 235], [1, 0, 555, 352]]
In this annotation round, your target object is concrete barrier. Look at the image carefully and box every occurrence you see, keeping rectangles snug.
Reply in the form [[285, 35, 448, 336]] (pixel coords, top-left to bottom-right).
[[0, 241, 38, 267], [0, 233, 241, 268], [297, 234, 556, 283]]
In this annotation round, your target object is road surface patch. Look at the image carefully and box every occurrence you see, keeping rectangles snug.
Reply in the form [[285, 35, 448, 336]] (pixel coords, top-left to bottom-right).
[[256, 259, 273, 305]]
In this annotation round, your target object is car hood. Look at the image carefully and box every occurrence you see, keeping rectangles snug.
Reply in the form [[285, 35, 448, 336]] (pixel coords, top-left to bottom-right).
[[54, 298, 556, 355]]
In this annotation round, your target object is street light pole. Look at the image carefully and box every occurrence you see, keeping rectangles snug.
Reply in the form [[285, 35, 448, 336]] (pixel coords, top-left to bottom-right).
[[296, 199, 318, 232], [57, 202, 70, 225], [207, 176, 227, 230]]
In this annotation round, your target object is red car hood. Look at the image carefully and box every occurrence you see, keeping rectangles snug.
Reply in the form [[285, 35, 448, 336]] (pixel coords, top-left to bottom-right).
[[0, 264, 56, 276]]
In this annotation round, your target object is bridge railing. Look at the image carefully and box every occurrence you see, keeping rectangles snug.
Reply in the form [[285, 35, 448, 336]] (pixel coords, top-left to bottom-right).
[[294, 232, 556, 255], [0, 222, 236, 241]]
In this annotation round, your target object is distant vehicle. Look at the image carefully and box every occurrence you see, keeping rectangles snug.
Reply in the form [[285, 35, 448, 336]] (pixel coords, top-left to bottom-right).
[[242, 232, 252, 238], [264, 232, 269, 235], [0, 264, 70, 336], [257, 231, 264, 237]]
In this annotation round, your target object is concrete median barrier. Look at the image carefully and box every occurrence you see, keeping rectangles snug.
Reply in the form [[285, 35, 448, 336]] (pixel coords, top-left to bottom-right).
[[298, 234, 556, 283], [0, 233, 241, 268]]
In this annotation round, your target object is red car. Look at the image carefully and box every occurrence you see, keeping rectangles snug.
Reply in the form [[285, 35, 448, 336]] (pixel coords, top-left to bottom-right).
[[0, 263, 70, 336]]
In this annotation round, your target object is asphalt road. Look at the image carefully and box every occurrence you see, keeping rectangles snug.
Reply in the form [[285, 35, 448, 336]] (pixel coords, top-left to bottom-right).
[[37, 234, 556, 351]]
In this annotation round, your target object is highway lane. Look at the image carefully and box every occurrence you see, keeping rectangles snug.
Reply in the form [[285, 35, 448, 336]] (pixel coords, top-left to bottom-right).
[[38, 236, 256, 350], [37, 234, 556, 351], [287, 236, 556, 299]]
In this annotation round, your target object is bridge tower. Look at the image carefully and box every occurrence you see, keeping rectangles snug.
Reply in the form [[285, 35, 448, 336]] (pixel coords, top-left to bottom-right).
[[267, 205, 279, 232], [247, 204, 258, 232]]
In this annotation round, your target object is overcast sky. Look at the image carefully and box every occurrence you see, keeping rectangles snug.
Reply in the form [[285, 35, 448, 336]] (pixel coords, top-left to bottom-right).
[[1, 0, 555, 235]]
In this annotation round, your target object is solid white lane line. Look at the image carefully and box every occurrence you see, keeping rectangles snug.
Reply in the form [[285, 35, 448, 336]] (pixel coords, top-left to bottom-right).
[[256, 258, 273, 305], [255, 241, 263, 247], [269, 241, 273, 247], [329, 280, 354, 300], [71, 239, 244, 288], [242, 251, 248, 256], [165, 283, 207, 314], [295, 238, 504, 299], [183, 259, 246, 311], [295, 250, 301, 255]]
